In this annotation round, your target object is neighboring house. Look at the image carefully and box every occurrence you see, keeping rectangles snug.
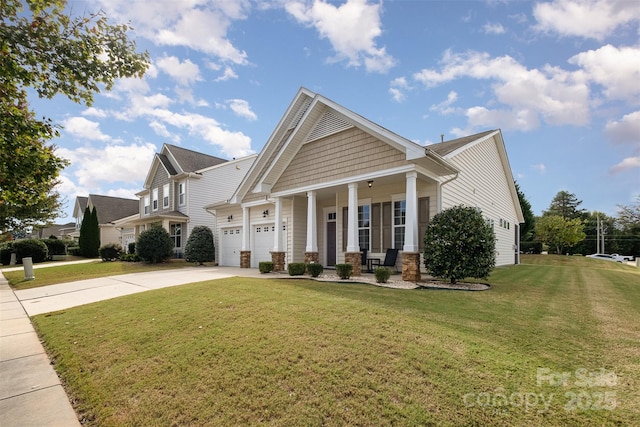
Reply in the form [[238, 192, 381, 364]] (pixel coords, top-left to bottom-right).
[[208, 87, 524, 281], [71, 195, 139, 246], [115, 144, 256, 258], [35, 222, 76, 240]]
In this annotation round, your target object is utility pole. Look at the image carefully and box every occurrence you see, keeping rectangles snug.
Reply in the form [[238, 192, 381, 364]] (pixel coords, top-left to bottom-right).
[[596, 215, 600, 254]]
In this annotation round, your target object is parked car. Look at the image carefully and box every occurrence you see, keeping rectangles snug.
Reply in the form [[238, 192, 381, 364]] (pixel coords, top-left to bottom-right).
[[586, 253, 625, 263], [611, 253, 634, 261]]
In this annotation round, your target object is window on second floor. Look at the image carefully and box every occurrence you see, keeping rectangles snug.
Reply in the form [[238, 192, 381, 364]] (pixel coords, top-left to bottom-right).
[[144, 196, 150, 215], [152, 188, 158, 211], [163, 184, 169, 208], [178, 181, 185, 206]]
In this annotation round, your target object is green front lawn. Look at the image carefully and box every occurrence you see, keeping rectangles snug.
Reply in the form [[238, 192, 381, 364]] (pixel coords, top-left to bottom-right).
[[31, 256, 639, 426], [4, 259, 190, 290]]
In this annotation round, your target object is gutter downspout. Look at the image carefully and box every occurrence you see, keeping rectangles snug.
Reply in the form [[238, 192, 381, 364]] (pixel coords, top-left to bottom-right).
[[436, 172, 459, 214]]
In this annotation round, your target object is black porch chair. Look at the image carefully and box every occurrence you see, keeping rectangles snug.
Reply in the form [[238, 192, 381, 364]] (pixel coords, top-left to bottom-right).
[[368, 248, 399, 272]]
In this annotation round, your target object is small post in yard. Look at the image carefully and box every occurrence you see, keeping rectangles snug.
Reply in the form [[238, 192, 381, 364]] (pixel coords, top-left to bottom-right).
[[23, 257, 35, 280]]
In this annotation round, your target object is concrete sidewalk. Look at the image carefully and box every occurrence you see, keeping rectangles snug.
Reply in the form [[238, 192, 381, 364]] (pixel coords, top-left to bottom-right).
[[0, 265, 266, 426]]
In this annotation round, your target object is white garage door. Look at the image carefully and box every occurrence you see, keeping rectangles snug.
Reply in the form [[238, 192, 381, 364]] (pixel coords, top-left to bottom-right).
[[220, 227, 242, 267], [252, 224, 274, 268]]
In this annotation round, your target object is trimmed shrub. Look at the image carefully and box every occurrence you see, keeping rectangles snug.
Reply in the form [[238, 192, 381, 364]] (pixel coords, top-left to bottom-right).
[[374, 267, 391, 283], [287, 262, 306, 276], [120, 253, 141, 262], [1, 243, 14, 265], [136, 227, 174, 264], [14, 239, 48, 263], [184, 226, 215, 265], [99, 243, 123, 261], [44, 238, 67, 256], [128, 242, 136, 254], [336, 263, 353, 279], [423, 205, 495, 284], [307, 263, 324, 278], [259, 261, 274, 273], [67, 246, 81, 256]]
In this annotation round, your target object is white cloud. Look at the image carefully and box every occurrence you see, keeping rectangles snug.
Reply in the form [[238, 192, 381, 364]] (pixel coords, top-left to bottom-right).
[[58, 143, 158, 188], [285, 0, 396, 73], [95, 0, 250, 65], [413, 50, 590, 130], [156, 56, 202, 86], [82, 107, 108, 118], [389, 77, 410, 102], [533, 0, 640, 41], [430, 91, 458, 115], [214, 66, 239, 82], [62, 117, 111, 142], [605, 111, 640, 145], [531, 163, 547, 174], [610, 157, 640, 174], [226, 99, 257, 121], [483, 22, 506, 34], [569, 45, 640, 103]]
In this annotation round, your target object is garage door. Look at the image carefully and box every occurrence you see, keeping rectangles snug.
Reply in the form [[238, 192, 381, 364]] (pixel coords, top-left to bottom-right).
[[220, 227, 242, 267], [252, 224, 274, 268]]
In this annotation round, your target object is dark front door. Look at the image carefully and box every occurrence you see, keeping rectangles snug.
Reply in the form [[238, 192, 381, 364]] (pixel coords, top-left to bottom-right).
[[326, 221, 336, 266]]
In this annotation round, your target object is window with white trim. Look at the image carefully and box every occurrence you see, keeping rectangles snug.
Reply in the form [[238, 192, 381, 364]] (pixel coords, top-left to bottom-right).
[[393, 200, 406, 249], [178, 181, 185, 206], [144, 195, 150, 215], [358, 205, 370, 250], [152, 188, 158, 211], [170, 223, 181, 248], [163, 184, 169, 208]]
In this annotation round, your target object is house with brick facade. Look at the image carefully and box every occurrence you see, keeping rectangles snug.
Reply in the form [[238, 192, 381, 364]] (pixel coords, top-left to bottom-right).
[[208, 87, 524, 281]]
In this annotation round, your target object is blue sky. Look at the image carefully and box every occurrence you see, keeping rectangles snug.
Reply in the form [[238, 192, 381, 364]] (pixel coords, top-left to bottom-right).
[[37, 0, 639, 223]]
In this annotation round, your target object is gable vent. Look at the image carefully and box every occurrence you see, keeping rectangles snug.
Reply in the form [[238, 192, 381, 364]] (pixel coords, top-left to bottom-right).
[[287, 98, 313, 130], [305, 111, 353, 143]]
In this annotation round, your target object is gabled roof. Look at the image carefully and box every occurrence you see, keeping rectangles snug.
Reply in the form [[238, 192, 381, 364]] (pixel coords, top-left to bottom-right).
[[164, 144, 227, 174], [142, 144, 228, 189], [230, 87, 458, 202], [429, 130, 497, 157], [72, 196, 88, 218], [88, 194, 139, 224]]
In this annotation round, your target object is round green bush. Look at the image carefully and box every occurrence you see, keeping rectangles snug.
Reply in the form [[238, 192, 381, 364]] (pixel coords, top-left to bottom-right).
[[335, 263, 353, 279], [423, 205, 496, 284], [136, 227, 174, 264], [288, 262, 306, 276], [184, 226, 215, 265], [306, 263, 324, 278], [44, 238, 67, 256], [14, 239, 49, 263], [374, 267, 391, 283], [99, 243, 123, 261], [259, 261, 274, 273]]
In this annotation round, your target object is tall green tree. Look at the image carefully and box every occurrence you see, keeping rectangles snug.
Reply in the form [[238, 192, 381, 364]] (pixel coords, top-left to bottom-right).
[[535, 215, 586, 254], [615, 196, 640, 256], [0, 0, 149, 231], [543, 191, 586, 220], [515, 181, 535, 241], [79, 206, 99, 258]]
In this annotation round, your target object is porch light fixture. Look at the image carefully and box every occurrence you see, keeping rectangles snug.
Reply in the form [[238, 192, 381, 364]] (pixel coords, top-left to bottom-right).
[[368, 180, 373, 188], [227, 215, 233, 222], [263, 209, 269, 217]]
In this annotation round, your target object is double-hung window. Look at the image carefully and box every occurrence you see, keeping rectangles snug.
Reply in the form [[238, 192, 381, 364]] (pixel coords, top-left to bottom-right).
[[144, 195, 150, 215], [393, 200, 406, 249], [358, 205, 370, 250], [163, 184, 169, 208], [178, 182, 185, 206], [152, 188, 158, 211]]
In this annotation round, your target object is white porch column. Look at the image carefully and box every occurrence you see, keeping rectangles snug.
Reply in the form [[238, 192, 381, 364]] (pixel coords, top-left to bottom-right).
[[404, 171, 419, 252], [306, 191, 318, 252], [346, 182, 360, 252], [242, 206, 250, 250], [273, 197, 283, 251]]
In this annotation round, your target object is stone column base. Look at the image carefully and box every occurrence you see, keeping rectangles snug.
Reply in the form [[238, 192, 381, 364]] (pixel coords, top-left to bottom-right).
[[271, 251, 286, 272], [240, 251, 251, 269], [344, 252, 362, 276], [402, 252, 421, 282], [304, 252, 319, 264]]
